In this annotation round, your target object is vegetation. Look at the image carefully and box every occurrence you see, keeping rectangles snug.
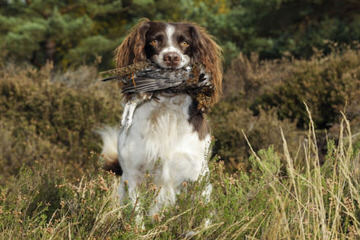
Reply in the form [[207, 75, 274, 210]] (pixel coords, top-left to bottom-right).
[[0, 63, 123, 180], [1, 104, 360, 238], [1, 0, 360, 238], [1, 0, 360, 68], [1, 48, 360, 238], [211, 48, 360, 170]]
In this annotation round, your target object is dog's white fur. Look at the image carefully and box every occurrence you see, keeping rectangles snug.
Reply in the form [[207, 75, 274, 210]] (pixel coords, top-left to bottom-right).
[[152, 25, 190, 69], [100, 94, 211, 215]]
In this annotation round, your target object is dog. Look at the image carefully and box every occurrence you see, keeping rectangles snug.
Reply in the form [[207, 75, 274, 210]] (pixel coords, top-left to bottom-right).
[[99, 19, 222, 216]]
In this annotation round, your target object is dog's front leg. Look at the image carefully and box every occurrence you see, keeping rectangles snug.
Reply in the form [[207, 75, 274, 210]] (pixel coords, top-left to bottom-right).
[[118, 175, 145, 229]]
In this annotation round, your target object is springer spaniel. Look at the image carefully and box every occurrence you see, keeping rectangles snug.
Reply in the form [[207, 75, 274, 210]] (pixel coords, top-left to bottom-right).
[[99, 19, 222, 216]]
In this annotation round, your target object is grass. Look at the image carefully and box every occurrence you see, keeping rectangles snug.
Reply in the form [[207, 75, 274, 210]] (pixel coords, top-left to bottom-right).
[[1, 111, 359, 239]]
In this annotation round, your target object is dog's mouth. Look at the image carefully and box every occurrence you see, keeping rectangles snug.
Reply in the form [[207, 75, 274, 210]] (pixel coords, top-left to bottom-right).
[[165, 64, 181, 70], [150, 56, 190, 70]]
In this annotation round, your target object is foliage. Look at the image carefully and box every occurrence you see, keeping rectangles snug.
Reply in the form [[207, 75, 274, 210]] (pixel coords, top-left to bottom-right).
[[218, 0, 360, 59], [0, 0, 228, 69], [1, 0, 360, 69], [0, 0, 122, 69]]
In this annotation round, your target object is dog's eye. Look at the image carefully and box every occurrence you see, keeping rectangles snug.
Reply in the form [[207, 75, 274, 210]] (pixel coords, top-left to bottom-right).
[[180, 41, 189, 48], [149, 40, 158, 47]]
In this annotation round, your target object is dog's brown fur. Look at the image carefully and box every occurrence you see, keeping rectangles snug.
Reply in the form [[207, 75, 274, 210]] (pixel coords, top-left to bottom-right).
[[115, 19, 222, 107]]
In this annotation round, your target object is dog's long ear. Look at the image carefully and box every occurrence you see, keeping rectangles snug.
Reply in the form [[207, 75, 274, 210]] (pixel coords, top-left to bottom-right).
[[115, 19, 150, 68], [189, 24, 223, 105]]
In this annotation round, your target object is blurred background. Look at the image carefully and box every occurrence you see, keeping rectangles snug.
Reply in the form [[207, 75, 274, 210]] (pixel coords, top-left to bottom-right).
[[1, 0, 360, 177], [1, 0, 360, 69]]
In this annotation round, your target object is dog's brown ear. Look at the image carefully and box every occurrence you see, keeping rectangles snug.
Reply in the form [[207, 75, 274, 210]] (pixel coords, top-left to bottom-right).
[[115, 19, 150, 68], [189, 23, 223, 105]]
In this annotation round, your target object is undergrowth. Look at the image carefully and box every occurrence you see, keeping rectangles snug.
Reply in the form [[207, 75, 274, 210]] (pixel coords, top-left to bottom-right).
[[1, 114, 359, 239]]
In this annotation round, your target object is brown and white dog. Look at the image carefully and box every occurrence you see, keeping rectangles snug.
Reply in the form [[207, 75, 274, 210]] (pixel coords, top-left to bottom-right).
[[99, 19, 222, 216]]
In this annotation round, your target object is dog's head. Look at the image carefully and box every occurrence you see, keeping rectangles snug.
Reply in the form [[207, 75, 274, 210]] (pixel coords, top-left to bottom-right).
[[115, 19, 223, 104]]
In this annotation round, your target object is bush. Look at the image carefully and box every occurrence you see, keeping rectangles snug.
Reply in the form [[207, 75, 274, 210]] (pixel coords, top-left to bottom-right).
[[211, 48, 360, 168], [250, 48, 360, 130], [0, 63, 123, 180]]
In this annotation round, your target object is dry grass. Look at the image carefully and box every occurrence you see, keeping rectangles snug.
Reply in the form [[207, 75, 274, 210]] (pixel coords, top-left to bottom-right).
[[1, 113, 359, 239]]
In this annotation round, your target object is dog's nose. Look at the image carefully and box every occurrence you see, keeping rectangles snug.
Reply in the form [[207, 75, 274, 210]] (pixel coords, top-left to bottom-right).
[[163, 52, 181, 67]]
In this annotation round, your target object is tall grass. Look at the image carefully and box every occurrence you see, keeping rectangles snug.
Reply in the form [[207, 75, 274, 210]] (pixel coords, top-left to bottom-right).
[[1, 112, 359, 239]]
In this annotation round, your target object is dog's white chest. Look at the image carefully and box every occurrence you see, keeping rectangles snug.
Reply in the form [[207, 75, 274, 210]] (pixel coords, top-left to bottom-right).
[[118, 94, 210, 186]]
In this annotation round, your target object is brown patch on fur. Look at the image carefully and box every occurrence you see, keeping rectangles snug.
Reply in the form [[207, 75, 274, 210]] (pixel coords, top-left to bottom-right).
[[149, 107, 161, 126], [188, 100, 209, 140], [149, 101, 167, 126], [103, 160, 123, 176]]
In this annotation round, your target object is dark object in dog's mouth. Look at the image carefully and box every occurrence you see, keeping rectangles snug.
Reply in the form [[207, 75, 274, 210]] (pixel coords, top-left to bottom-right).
[[100, 61, 203, 93], [100, 61, 214, 112]]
